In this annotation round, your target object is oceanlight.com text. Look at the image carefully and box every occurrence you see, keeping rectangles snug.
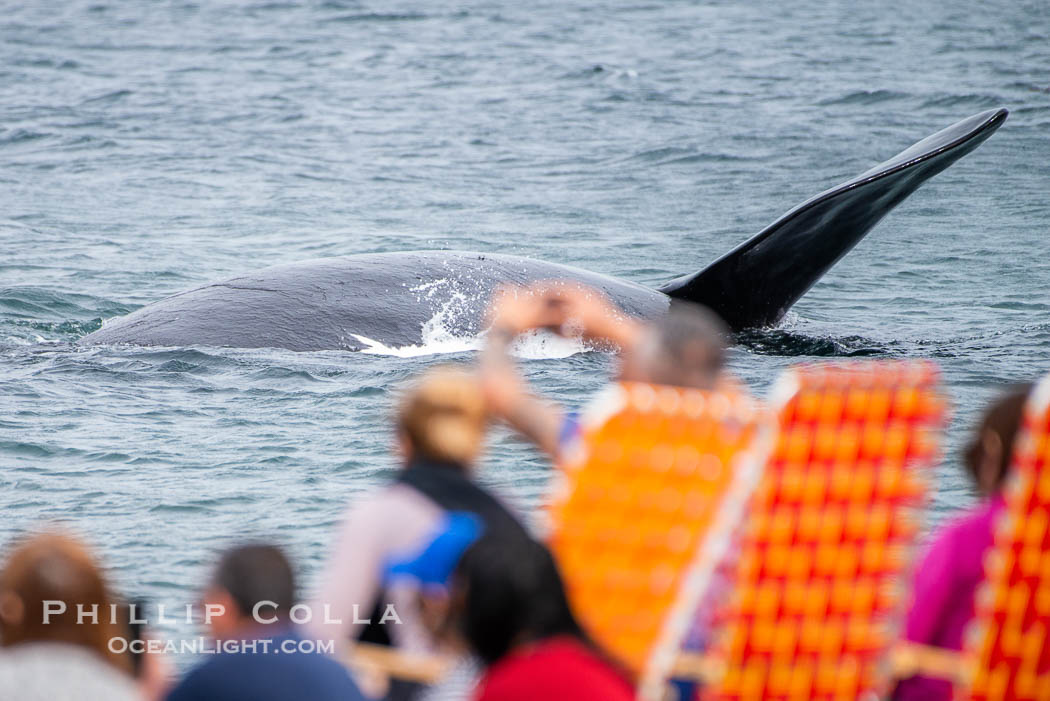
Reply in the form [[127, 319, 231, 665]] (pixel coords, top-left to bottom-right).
[[108, 637, 336, 656]]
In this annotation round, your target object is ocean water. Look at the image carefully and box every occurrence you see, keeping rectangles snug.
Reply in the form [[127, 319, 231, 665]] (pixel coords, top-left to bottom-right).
[[1, 0, 1049, 680]]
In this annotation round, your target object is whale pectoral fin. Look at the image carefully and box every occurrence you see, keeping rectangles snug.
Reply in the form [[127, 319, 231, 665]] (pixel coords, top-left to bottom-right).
[[658, 108, 1008, 330]]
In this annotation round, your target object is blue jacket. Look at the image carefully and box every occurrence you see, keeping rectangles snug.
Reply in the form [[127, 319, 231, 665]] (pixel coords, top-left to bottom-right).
[[166, 628, 365, 701]]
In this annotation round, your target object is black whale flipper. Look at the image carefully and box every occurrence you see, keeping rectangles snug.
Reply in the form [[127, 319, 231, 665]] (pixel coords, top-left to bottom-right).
[[658, 108, 1009, 330]]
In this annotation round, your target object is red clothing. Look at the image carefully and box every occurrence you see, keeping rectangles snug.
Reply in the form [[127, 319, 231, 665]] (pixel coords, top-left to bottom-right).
[[475, 636, 634, 701]]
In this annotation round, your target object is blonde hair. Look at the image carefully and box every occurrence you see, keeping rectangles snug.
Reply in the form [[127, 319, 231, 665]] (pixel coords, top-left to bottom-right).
[[399, 366, 487, 465]]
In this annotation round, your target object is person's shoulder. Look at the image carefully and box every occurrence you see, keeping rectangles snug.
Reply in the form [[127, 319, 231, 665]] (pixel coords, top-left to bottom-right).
[[304, 650, 362, 680], [348, 482, 442, 520], [281, 649, 366, 700], [348, 483, 446, 549], [479, 638, 632, 701], [0, 643, 140, 701], [918, 497, 1002, 583], [167, 647, 364, 701], [529, 636, 625, 674], [165, 654, 227, 701], [265, 633, 364, 695], [939, 497, 1002, 545], [475, 659, 531, 701]]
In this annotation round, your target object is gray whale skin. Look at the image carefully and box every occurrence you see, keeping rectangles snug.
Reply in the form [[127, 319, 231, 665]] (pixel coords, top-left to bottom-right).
[[81, 109, 1008, 352]]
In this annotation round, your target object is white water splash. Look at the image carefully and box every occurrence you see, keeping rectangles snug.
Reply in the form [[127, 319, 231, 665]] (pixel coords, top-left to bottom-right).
[[353, 326, 587, 360], [351, 331, 477, 359], [352, 278, 589, 359]]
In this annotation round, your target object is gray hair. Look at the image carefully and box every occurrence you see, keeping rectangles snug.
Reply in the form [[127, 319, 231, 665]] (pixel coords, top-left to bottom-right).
[[636, 302, 728, 389]]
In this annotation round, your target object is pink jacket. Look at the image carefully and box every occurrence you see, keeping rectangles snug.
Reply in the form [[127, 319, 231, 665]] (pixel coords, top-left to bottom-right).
[[893, 495, 1005, 701]]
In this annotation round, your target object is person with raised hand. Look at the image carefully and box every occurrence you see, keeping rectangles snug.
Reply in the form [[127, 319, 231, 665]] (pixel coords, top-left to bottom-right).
[[481, 281, 729, 459], [309, 366, 530, 701]]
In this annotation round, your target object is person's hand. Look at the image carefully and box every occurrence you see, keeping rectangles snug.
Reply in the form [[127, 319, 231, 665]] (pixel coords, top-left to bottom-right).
[[536, 283, 643, 350], [539, 284, 620, 339], [486, 284, 569, 338], [479, 281, 579, 460]]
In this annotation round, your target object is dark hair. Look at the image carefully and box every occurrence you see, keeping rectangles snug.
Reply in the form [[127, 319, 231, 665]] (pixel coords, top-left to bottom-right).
[[964, 384, 1033, 493], [646, 302, 728, 389], [212, 544, 295, 618], [452, 533, 587, 666]]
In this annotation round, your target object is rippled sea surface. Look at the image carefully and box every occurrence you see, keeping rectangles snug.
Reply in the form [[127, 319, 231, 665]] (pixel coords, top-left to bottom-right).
[[2, 0, 1049, 679]]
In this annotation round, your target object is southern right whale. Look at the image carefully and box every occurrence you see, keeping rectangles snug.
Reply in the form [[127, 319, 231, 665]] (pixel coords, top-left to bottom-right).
[[81, 108, 1008, 352]]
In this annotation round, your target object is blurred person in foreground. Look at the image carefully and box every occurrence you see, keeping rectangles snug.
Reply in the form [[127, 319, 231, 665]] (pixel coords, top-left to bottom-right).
[[480, 282, 729, 460], [442, 532, 633, 701], [0, 531, 143, 701], [893, 384, 1033, 701], [479, 283, 729, 700], [309, 366, 530, 700], [166, 543, 364, 701]]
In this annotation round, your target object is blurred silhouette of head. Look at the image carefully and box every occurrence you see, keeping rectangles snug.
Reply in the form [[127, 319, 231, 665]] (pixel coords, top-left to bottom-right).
[[965, 383, 1033, 497], [620, 302, 728, 389], [0, 531, 130, 673], [203, 543, 295, 640], [398, 366, 487, 467], [450, 532, 587, 666]]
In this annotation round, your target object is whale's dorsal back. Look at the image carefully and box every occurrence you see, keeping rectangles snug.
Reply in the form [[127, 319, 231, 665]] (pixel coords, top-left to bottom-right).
[[659, 108, 1008, 330]]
